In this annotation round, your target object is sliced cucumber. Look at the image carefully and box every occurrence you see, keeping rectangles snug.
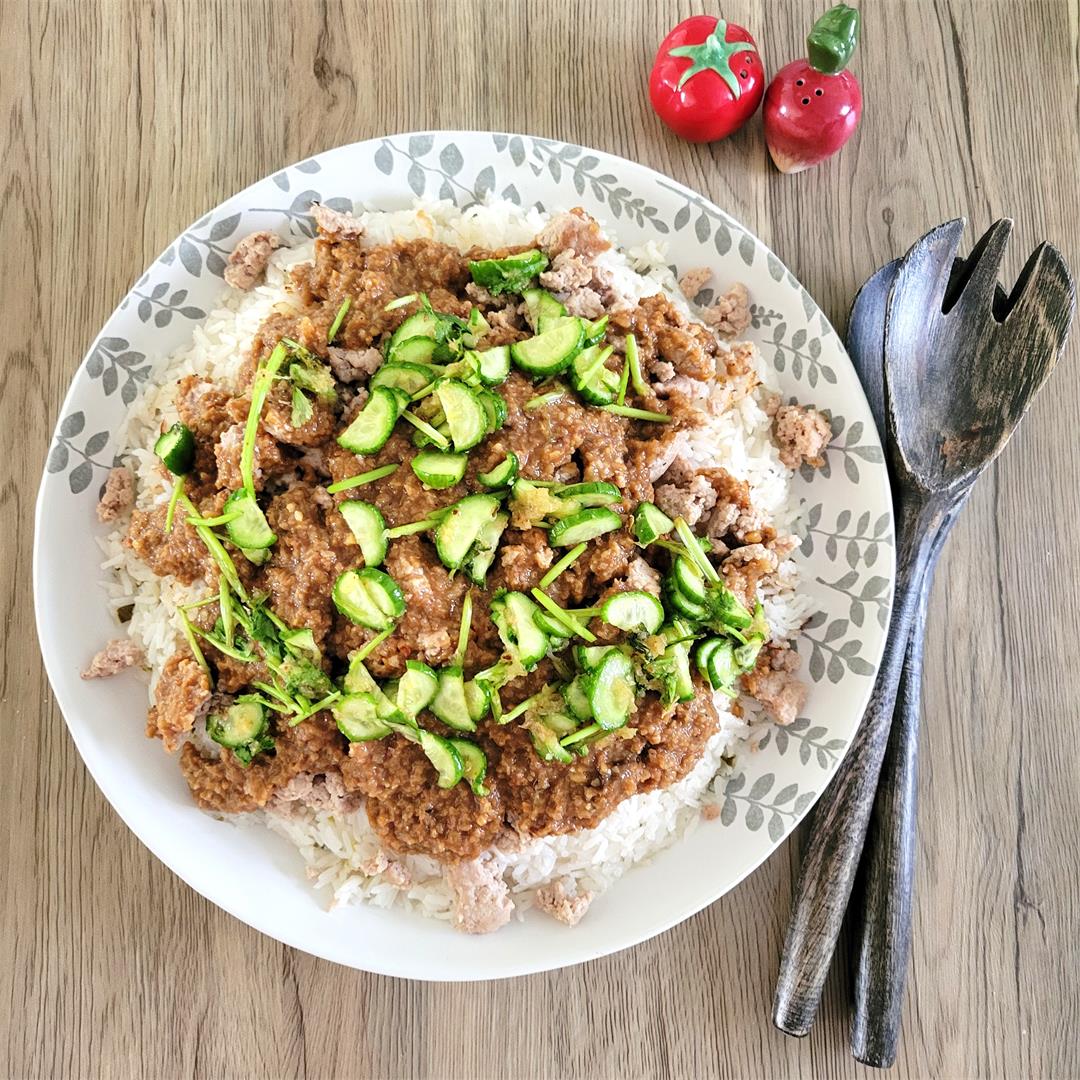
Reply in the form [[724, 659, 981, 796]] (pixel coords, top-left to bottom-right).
[[333, 692, 392, 742], [430, 667, 478, 732], [468, 249, 548, 295], [465, 510, 509, 585], [632, 502, 675, 545], [664, 577, 709, 622], [389, 336, 443, 366], [548, 507, 622, 547], [583, 314, 609, 346], [510, 318, 584, 376], [521, 288, 567, 330], [570, 344, 619, 405], [539, 711, 578, 736], [387, 310, 439, 355], [332, 568, 406, 630], [281, 627, 320, 663], [533, 606, 573, 639], [600, 590, 665, 635], [555, 481, 622, 509], [464, 680, 490, 724], [435, 494, 500, 570], [705, 582, 754, 632], [574, 645, 615, 670], [449, 738, 490, 796], [671, 555, 708, 604], [477, 452, 518, 489], [337, 386, 400, 455], [658, 622, 696, 704], [154, 422, 195, 475], [434, 380, 488, 451], [474, 346, 511, 386], [490, 591, 549, 671], [207, 699, 267, 749], [397, 660, 439, 717], [223, 489, 276, 550], [370, 362, 439, 397], [411, 450, 467, 490], [528, 721, 574, 764], [562, 676, 593, 721], [466, 307, 491, 342], [338, 500, 388, 566], [476, 388, 508, 432], [696, 638, 738, 693], [585, 649, 637, 731], [419, 729, 464, 789]]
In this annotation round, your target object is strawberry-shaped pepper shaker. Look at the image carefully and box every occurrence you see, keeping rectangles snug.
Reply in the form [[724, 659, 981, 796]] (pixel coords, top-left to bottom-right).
[[763, 4, 862, 173]]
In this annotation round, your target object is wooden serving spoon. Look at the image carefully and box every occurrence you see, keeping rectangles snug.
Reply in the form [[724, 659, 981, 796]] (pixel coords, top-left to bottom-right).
[[773, 219, 1074, 1043]]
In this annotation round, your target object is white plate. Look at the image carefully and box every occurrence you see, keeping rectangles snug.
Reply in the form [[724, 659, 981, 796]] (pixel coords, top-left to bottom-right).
[[35, 132, 893, 979]]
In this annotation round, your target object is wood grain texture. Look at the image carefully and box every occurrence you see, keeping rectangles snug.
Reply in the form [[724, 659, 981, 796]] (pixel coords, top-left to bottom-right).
[[2, 1, 1078, 1077]]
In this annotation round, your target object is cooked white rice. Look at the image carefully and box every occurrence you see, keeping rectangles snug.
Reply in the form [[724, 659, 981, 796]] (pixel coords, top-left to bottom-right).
[[100, 198, 813, 925]]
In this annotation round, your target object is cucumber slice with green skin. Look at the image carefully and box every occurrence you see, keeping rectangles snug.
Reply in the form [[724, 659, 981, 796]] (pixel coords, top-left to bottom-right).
[[466, 307, 491, 342], [333, 692, 393, 742], [430, 667, 478, 732], [548, 507, 622, 547], [654, 623, 696, 704], [465, 510, 509, 585], [632, 502, 675, 544], [476, 389, 508, 432], [338, 500, 388, 566], [570, 344, 620, 405], [371, 362, 441, 397], [337, 386, 400, 455], [533, 607, 573, 639], [477, 452, 518, 488], [539, 711, 579, 736], [474, 346, 511, 386], [332, 568, 406, 630], [670, 555, 708, 604], [154, 422, 195, 475], [419, 729, 464, 789], [207, 699, 267, 749], [468, 249, 549, 295], [464, 680, 490, 724], [435, 494, 500, 570], [434, 380, 488, 452], [521, 288, 567, 330], [396, 660, 439, 716], [583, 314, 609, 346], [664, 579, 709, 622], [528, 721, 574, 764], [510, 318, 585, 376], [584, 649, 637, 730], [490, 591, 549, 671], [223, 489, 277, 550], [281, 627, 320, 663], [573, 645, 616, 670], [555, 482, 622, 508], [410, 450, 468, 490], [705, 583, 754, 632], [342, 658, 401, 718], [600, 590, 665, 635], [389, 336, 445, 366], [387, 310, 439, 354], [449, 738, 490, 796], [562, 676, 594, 721], [696, 638, 738, 692]]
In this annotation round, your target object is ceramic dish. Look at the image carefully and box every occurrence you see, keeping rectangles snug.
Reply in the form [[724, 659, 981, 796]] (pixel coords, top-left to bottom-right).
[[35, 132, 893, 979]]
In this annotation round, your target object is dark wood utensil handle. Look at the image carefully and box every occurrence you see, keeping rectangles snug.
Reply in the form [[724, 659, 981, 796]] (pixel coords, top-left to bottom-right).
[[851, 510, 957, 1067], [850, 575, 931, 1065], [773, 494, 944, 1037]]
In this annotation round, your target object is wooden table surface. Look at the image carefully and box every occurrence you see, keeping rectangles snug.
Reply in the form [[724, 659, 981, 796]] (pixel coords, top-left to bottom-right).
[[4, 1, 1079, 1077]]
